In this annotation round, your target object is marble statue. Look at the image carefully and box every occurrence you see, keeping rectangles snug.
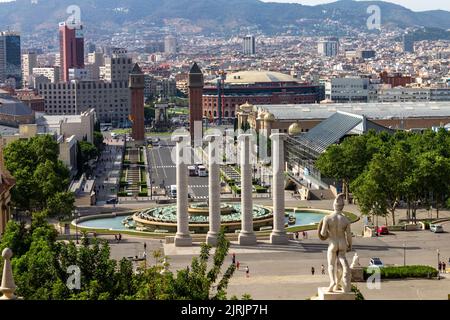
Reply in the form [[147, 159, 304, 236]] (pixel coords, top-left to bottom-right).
[[350, 252, 361, 268], [318, 194, 352, 293]]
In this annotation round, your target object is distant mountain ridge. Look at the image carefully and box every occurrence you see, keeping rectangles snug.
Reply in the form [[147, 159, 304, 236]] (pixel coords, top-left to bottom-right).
[[1, 0, 450, 35]]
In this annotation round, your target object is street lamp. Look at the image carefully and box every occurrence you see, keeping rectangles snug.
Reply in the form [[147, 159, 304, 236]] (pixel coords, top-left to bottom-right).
[[437, 249, 441, 279], [73, 209, 80, 244], [403, 243, 406, 266]]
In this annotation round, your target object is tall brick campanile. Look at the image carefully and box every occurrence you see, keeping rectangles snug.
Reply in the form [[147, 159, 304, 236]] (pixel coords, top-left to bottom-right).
[[129, 63, 145, 142], [188, 63, 204, 146]]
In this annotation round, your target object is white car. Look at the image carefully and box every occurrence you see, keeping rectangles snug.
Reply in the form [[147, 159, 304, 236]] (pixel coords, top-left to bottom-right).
[[369, 257, 384, 268], [430, 224, 444, 233]]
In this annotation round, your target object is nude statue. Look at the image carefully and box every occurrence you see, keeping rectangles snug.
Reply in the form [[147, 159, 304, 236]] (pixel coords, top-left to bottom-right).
[[318, 193, 352, 293]]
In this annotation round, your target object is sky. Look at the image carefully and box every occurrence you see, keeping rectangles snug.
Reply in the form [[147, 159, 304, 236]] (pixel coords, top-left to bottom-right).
[[261, 0, 450, 12], [0, 0, 449, 11]]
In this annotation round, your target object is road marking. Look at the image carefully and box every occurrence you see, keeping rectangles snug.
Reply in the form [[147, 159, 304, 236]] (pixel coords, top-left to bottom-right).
[[156, 148, 167, 178], [151, 150, 159, 179], [188, 185, 209, 188]]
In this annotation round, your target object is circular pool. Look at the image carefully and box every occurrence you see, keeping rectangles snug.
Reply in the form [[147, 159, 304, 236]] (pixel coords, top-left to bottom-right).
[[77, 205, 327, 234]]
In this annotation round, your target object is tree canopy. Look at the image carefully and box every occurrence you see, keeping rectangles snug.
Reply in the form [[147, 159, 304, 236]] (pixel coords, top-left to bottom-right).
[[3, 135, 72, 213], [317, 129, 450, 224]]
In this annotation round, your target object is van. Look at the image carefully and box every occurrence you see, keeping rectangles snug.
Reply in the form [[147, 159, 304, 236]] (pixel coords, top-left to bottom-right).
[[197, 165, 208, 177], [169, 185, 177, 198]]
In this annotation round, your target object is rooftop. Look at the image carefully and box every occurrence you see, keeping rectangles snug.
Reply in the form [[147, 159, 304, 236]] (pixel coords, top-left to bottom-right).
[[224, 70, 299, 85], [257, 102, 450, 121]]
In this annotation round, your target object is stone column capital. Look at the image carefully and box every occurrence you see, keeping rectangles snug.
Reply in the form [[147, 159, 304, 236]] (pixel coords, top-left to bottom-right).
[[270, 133, 288, 141], [204, 134, 221, 143], [171, 133, 190, 143], [237, 133, 253, 142]]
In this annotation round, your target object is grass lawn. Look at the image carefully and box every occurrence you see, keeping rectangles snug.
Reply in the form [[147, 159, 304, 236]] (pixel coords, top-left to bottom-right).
[[112, 128, 131, 134]]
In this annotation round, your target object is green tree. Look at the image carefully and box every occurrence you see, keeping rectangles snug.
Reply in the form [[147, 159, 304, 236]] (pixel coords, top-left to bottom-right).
[[47, 192, 76, 217], [3, 135, 71, 211]]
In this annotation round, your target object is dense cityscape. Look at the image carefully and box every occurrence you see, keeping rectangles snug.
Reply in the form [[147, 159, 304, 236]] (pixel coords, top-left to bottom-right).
[[0, 0, 449, 308]]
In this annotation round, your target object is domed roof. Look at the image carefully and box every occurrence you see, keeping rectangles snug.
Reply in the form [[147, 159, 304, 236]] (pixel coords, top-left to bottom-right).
[[288, 122, 302, 135], [225, 70, 299, 84], [257, 110, 267, 120], [240, 101, 254, 113], [264, 112, 275, 121]]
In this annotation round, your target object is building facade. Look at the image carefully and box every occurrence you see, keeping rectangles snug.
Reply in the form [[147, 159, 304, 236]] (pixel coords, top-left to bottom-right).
[[202, 71, 324, 120], [318, 39, 339, 57], [325, 77, 369, 103], [36, 80, 130, 125], [59, 22, 84, 82], [243, 35, 256, 56], [0, 32, 22, 88], [21, 52, 37, 88]]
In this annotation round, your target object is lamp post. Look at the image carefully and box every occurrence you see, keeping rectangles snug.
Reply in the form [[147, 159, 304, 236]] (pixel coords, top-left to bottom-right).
[[437, 249, 441, 279], [73, 209, 80, 244], [403, 243, 406, 266]]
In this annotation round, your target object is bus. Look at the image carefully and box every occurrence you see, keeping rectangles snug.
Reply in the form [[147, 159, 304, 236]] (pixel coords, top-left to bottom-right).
[[188, 166, 198, 176], [197, 165, 208, 177]]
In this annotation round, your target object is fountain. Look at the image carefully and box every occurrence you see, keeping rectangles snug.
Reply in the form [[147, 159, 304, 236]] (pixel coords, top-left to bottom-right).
[[132, 202, 274, 233]]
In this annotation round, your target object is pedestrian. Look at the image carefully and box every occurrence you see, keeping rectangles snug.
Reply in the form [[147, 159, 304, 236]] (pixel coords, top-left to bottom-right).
[[114, 234, 118, 243], [144, 242, 147, 251], [321, 264, 325, 275], [305, 231, 308, 239], [118, 233, 122, 242], [438, 261, 442, 272], [443, 262, 447, 273], [232, 253, 236, 265], [245, 266, 250, 278], [236, 261, 240, 270], [295, 232, 299, 240], [311, 267, 315, 275]]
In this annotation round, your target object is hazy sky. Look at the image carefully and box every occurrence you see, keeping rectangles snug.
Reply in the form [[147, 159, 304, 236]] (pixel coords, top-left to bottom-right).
[[0, 0, 448, 11], [261, 0, 450, 12]]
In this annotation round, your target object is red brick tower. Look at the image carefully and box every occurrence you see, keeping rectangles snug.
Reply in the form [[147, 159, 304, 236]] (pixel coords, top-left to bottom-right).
[[188, 63, 204, 146], [129, 63, 145, 142]]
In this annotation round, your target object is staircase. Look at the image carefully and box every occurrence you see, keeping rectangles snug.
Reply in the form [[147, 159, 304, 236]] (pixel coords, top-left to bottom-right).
[[308, 189, 335, 200]]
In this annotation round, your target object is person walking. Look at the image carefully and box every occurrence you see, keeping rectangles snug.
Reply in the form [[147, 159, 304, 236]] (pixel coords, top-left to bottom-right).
[[321, 264, 325, 275], [144, 242, 147, 251], [245, 266, 250, 278], [443, 262, 447, 273], [236, 261, 240, 270], [438, 261, 442, 273], [232, 253, 236, 265], [311, 267, 315, 276]]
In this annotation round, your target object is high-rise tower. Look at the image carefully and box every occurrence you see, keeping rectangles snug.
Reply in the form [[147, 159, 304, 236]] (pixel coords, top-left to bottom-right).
[[129, 63, 145, 142], [0, 31, 22, 87], [188, 63, 204, 146], [59, 22, 84, 82]]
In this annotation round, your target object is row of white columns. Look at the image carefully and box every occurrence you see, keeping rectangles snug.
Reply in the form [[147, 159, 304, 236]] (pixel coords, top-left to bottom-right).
[[172, 133, 288, 247]]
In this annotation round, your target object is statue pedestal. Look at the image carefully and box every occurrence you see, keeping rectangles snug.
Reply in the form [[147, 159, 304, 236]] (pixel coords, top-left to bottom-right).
[[351, 267, 365, 282], [315, 287, 356, 300]]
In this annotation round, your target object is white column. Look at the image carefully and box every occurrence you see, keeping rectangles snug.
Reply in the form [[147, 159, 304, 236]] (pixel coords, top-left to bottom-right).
[[172, 134, 192, 247], [0, 248, 17, 300], [270, 133, 289, 245], [205, 134, 221, 246], [238, 134, 257, 246]]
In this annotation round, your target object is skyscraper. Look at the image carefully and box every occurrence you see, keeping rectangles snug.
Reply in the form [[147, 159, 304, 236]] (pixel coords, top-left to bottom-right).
[[164, 35, 177, 55], [403, 33, 415, 53], [22, 51, 37, 88], [129, 63, 145, 142], [188, 63, 204, 146], [243, 35, 256, 55], [59, 22, 84, 82], [0, 31, 22, 88], [318, 38, 339, 57]]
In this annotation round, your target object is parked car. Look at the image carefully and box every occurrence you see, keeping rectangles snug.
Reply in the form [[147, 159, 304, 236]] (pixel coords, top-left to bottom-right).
[[377, 226, 389, 235], [106, 198, 117, 204], [369, 257, 384, 268], [430, 224, 444, 233]]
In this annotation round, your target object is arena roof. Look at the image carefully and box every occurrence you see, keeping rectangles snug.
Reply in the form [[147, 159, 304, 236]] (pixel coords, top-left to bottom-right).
[[224, 71, 298, 85], [257, 102, 450, 121]]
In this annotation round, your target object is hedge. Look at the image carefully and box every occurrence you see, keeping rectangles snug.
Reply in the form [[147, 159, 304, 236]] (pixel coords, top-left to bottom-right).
[[363, 265, 438, 279]]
